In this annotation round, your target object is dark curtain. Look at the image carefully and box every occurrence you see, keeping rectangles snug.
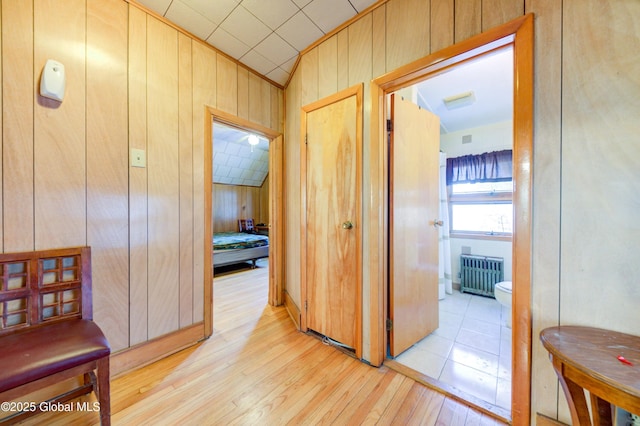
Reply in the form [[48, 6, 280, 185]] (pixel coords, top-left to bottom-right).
[[446, 149, 512, 185]]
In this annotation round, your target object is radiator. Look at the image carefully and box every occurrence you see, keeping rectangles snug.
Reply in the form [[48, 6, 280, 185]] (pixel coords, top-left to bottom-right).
[[460, 254, 504, 297]]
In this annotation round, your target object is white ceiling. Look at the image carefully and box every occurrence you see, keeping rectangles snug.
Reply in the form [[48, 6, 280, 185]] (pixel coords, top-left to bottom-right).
[[134, 0, 380, 86], [213, 123, 269, 187], [412, 46, 513, 134]]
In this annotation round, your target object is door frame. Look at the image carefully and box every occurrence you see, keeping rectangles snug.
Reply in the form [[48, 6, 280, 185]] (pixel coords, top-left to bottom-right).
[[300, 84, 364, 359], [369, 14, 533, 424], [203, 107, 284, 337]]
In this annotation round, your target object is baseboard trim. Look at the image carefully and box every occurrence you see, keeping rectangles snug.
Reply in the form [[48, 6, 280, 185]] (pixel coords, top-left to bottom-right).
[[110, 323, 205, 377], [284, 290, 301, 329]]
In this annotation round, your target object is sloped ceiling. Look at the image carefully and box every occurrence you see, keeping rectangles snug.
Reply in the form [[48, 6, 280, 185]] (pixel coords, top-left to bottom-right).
[[133, 0, 380, 86], [213, 123, 269, 187]]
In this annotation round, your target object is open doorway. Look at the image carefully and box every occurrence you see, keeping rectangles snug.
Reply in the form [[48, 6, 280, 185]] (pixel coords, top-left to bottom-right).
[[389, 46, 514, 413], [204, 108, 284, 336], [370, 14, 533, 424]]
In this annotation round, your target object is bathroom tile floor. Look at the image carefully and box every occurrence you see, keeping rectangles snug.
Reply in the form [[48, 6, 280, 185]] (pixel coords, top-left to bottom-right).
[[395, 289, 512, 411]]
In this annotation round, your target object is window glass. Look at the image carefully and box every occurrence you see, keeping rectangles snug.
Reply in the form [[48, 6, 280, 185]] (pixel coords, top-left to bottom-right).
[[451, 181, 512, 194], [451, 203, 513, 234]]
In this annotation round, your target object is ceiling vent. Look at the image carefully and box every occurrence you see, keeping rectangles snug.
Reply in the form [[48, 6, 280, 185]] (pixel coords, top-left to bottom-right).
[[443, 91, 476, 110]]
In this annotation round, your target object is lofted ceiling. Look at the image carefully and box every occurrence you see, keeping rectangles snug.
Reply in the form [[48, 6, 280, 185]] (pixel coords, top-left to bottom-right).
[[134, 0, 380, 86], [140, 1, 514, 186]]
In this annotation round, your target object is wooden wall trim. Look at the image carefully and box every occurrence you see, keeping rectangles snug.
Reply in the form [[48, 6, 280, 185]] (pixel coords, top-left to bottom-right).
[[110, 323, 205, 377], [369, 13, 534, 425], [284, 290, 301, 330]]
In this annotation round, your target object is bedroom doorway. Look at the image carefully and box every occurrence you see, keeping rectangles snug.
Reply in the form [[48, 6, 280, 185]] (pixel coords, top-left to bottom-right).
[[370, 14, 533, 425], [204, 107, 283, 335]]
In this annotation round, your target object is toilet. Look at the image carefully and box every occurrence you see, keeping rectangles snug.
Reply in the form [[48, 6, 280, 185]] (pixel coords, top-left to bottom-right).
[[494, 281, 513, 328]]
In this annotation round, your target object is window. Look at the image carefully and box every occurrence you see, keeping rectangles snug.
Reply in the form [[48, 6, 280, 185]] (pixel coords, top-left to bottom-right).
[[449, 180, 512, 237]]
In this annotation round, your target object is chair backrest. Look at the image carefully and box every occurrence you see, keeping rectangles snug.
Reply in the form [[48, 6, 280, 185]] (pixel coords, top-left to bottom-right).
[[238, 219, 254, 232], [0, 246, 92, 337]]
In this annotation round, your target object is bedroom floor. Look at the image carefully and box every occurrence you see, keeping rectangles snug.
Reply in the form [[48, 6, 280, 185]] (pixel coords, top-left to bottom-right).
[[394, 290, 512, 411]]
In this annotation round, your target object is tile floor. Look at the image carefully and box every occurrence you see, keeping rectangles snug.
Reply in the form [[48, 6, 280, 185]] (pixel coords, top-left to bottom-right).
[[395, 289, 512, 410]]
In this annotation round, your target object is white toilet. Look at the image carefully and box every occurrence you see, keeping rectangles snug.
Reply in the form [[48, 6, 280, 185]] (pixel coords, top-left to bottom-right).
[[494, 281, 512, 328]]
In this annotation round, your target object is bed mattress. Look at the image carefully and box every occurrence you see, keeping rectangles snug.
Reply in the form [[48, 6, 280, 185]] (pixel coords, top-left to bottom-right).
[[213, 232, 269, 251]]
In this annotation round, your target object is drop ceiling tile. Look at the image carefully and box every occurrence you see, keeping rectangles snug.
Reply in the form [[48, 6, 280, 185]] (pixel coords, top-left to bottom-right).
[[276, 11, 324, 51], [350, 0, 379, 12], [228, 168, 243, 178], [280, 56, 297, 73], [181, 0, 239, 25], [242, 0, 299, 30], [220, 5, 271, 47], [219, 176, 233, 184], [291, 0, 313, 8], [135, 0, 172, 16], [224, 142, 241, 155], [266, 67, 289, 85], [207, 27, 251, 60], [214, 152, 229, 165], [215, 165, 231, 177], [254, 33, 297, 67], [240, 49, 278, 77], [165, 0, 217, 40], [226, 156, 242, 168], [303, 0, 356, 33]]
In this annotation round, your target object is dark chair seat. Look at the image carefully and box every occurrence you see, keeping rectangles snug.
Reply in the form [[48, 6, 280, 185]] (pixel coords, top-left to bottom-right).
[[0, 319, 110, 393]]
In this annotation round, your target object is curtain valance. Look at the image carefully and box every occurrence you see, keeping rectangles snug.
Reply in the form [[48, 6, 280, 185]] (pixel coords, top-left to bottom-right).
[[446, 149, 512, 185]]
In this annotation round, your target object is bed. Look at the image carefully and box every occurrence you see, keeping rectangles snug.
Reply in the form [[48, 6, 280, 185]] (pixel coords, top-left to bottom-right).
[[212, 231, 269, 269]]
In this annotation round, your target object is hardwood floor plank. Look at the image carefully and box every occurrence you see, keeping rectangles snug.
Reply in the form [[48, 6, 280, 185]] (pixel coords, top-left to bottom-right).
[[17, 264, 508, 425]]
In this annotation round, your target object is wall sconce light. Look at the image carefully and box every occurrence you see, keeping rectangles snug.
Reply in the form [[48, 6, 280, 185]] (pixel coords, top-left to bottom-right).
[[40, 59, 66, 102]]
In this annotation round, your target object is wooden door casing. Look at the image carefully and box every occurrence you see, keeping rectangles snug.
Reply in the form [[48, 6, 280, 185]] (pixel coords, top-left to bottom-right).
[[301, 84, 363, 358]]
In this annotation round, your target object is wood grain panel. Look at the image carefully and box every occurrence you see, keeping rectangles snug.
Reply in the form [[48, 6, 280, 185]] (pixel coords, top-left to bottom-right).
[[431, 0, 454, 53], [34, 0, 86, 249], [128, 4, 149, 345], [2, 0, 34, 252], [301, 47, 319, 105], [0, 3, 2, 251], [268, 136, 283, 306], [372, 5, 386, 78], [318, 35, 338, 99], [284, 68, 302, 309], [248, 72, 270, 127], [271, 86, 283, 133], [559, 8, 640, 422], [147, 16, 180, 339], [191, 42, 216, 324], [179, 33, 194, 328], [216, 54, 238, 115], [260, 175, 269, 225], [212, 183, 262, 232], [528, 0, 562, 422], [386, 0, 430, 71], [482, 0, 524, 31], [337, 29, 349, 91], [86, 0, 129, 352], [237, 67, 249, 120], [348, 13, 372, 86], [455, 0, 482, 42]]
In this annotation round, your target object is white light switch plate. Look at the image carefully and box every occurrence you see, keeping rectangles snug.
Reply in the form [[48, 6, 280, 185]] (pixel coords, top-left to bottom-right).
[[131, 148, 146, 168]]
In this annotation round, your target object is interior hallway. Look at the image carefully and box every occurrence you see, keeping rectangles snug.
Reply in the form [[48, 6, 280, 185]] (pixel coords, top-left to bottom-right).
[[19, 261, 507, 425]]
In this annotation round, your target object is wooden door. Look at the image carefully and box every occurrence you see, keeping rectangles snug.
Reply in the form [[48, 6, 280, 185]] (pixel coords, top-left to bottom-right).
[[302, 86, 362, 355], [389, 94, 440, 357]]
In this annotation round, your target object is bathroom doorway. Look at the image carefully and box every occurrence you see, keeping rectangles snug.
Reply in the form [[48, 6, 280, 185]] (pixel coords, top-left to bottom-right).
[[370, 14, 533, 424], [390, 46, 514, 413]]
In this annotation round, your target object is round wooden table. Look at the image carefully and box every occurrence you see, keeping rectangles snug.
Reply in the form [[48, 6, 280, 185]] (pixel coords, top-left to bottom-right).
[[540, 326, 640, 425]]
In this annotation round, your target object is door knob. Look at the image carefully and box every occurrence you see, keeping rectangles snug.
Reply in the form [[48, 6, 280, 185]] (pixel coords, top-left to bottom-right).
[[433, 219, 444, 227], [342, 221, 354, 230]]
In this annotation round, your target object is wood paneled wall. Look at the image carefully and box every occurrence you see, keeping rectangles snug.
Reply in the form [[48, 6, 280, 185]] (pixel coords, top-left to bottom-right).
[[212, 182, 269, 233], [0, 0, 283, 363], [285, 0, 640, 424]]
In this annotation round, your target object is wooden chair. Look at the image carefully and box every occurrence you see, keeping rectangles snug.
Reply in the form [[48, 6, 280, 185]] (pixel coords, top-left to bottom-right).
[[0, 247, 111, 425], [238, 219, 255, 232]]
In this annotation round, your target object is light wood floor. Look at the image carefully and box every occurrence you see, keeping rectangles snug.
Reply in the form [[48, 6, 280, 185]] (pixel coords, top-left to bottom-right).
[[19, 261, 508, 425]]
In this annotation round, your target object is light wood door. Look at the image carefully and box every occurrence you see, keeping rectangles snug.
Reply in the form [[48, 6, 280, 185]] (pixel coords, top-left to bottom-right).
[[389, 94, 440, 357], [303, 86, 362, 353]]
